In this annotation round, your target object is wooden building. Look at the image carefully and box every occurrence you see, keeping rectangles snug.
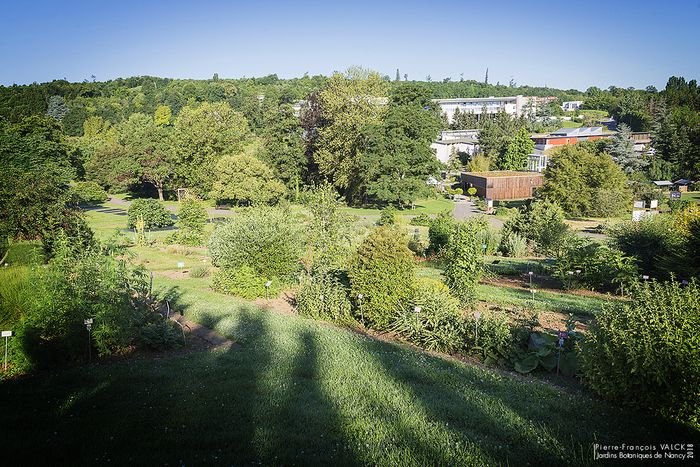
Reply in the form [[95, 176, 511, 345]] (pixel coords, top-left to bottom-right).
[[461, 171, 544, 200]]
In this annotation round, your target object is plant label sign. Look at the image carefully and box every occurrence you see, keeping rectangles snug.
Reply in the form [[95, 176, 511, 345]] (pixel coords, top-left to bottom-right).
[[1, 331, 12, 337], [670, 191, 681, 199]]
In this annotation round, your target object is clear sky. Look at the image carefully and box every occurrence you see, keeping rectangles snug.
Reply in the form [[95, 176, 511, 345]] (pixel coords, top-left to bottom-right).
[[1, 0, 698, 90]]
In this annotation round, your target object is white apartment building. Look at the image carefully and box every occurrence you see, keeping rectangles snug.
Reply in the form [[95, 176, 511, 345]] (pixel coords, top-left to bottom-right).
[[433, 95, 530, 123]]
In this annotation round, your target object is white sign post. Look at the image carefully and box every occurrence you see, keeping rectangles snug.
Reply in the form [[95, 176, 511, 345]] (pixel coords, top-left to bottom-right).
[[2, 330, 13, 371]]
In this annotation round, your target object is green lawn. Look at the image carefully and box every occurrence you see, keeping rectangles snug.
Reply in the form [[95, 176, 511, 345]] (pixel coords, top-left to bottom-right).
[[559, 120, 583, 128], [1, 276, 695, 465], [681, 191, 700, 204], [342, 198, 454, 217]]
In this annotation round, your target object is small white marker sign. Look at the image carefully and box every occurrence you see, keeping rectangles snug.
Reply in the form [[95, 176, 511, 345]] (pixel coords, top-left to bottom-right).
[[1, 331, 12, 337]]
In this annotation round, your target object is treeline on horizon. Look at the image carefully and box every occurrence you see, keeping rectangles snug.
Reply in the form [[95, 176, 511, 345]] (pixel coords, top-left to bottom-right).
[[0, 69, 698, 207], [5, 71, 697, 133]]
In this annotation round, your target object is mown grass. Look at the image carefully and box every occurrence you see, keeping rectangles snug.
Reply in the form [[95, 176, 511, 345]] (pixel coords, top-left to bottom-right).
[[1, 276, 695, 465], [342, 198, 454, 217]]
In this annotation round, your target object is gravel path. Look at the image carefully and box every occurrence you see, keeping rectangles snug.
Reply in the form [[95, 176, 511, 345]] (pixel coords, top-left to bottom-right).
[[452, 199, 504, 228]]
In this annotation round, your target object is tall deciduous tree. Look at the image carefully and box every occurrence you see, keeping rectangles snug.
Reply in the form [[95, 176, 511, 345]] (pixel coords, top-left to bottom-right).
[[495, 126, 534, 170], [172, 102, 250, 196], [118, 113, 174, 201], [260, 102, 306, 189], [314, 68, 388, 200], [539, 143, 631, 217], [210, 145, 286, 206]]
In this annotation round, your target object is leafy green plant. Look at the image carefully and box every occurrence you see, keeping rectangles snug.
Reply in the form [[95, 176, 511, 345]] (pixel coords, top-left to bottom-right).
[[127, 199, 174, 229], [443, 220, 483, 307], [476, 227, 501, 256], [463, 311, 513, 366], [580, 280, 700, 428], [296, 273, 352, 322], [209, 206, 303, 280], [376, 205, 397, 226], [70, 181, 109, 204], [348, 226, 415, 330], [188, 265, 210, 278], [427, 210, 455, 253], [499, 231, 528, 257], [211, 265, 271, 299], [390, 279, 462, 353], [409, 213, 431, 226], [173, 195, 208, 245]]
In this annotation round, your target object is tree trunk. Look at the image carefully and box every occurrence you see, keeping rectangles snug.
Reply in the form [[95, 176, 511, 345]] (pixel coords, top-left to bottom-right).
[[157, 186, 164, 201]]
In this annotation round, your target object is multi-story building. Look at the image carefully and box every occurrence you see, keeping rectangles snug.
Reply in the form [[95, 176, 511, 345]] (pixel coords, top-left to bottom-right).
[[531, 127, 612, 151], [433, 95, 531, 123]]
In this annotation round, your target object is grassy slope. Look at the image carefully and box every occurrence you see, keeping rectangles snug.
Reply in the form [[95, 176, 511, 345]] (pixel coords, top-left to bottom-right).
[[1, 277, 696, 466]]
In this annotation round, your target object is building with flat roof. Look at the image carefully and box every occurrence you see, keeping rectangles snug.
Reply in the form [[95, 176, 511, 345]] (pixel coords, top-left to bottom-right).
[[461, 171, 544, 200], [561, 101, 583, 111], [433, 96, 530, 123], [431, 130, 479, 164], [531, 127, 612, 151]]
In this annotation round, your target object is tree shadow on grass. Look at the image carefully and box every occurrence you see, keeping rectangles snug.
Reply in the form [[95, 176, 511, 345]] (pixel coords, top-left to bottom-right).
[[357, 336, 700, 466]]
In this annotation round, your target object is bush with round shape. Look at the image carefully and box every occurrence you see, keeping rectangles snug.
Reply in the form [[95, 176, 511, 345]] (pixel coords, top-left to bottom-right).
[[376, 205, 397, 226], [428, 210, 455, 253], [71, 181, 109, 205], [209, 206, 303, 280], [127, 199, 174, 229], [390, 278, 462, 353], [348, 226, 415, 330], [296, 273, 352, 322], [172, 196, 209, 245], [580, 280, 700, 429]]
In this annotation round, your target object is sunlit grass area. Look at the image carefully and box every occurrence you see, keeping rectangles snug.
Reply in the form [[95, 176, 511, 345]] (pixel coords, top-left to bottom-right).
[[342, 198, 455, 217]]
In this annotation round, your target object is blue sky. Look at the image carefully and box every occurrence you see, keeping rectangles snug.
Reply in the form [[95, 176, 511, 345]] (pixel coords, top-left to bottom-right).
[[1, 0, 698, 90]]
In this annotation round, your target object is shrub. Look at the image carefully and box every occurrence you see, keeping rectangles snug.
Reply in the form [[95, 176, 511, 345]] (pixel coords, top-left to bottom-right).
[[443, 220, 483, 307], [139, 320, 183, 350], [407, 229, 428, 257], [71, 181, 108, 205], [127, 199, 174, 229], [668, 199, 693, 213], [348, 227, 415, 330], [305, 183, 354, 273], [462, 311, 513, 365], [209, 207, 303, 280], [499, 231, 528, 257], [296, 273, 352, 322], [188, 265, 210, 278], [390, 278, 463, 353], [41, 214, 96, 260], [376, 205, 397, 226], [409, 213, 431, 226], [428, 210, 455, 253], [607, 216, 682, 278], [175, 195, 208, 245], [212, 265, 270, 299], [554, 238, 638, 293], [5, 241, 170, 375], [580, 280, 700, 428], [503, 199, 570, 257]]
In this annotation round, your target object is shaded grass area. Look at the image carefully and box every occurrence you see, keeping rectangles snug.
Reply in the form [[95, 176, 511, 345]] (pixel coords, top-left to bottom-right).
[[1, 277, 695, 465]]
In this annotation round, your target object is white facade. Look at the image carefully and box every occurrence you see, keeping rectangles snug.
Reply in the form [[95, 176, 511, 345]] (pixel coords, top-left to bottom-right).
[[561, 101, 583, 111], [527, 153, 549, 173], [431, 130, 480, 164], [433, 96, 529, 123]]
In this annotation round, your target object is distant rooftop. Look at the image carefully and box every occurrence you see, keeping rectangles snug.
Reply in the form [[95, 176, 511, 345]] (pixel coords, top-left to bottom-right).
[[549, 127, 605, 137], [432, 96, 522, 104], [463, 171, 543, 178]]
